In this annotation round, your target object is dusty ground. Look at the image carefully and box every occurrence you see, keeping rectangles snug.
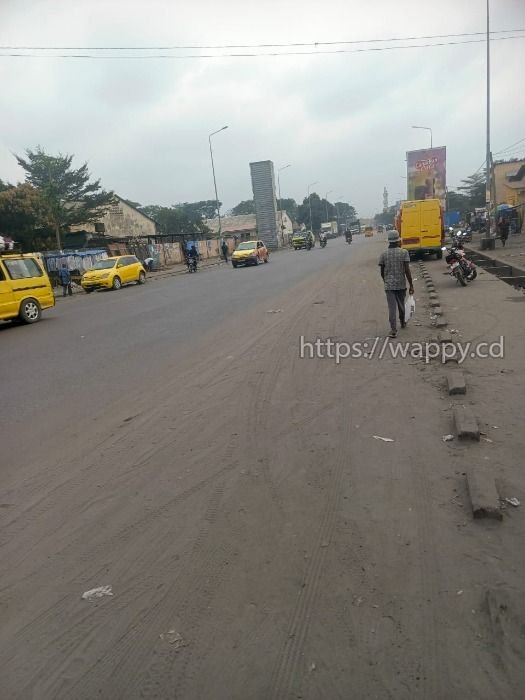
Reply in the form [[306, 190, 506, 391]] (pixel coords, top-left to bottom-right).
[[1, 237, 524, 699]]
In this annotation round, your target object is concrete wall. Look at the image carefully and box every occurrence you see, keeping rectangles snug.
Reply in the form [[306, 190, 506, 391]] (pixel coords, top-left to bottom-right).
[[250, 160, 279, 249], [71, 198, 157, 239]]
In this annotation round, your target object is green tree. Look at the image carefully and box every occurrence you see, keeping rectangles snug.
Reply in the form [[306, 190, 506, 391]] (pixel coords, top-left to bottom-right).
[[0, 179, 12, 193], [297, 193, 325, 232], [138, 205, 210, 235], [0, 183, 54, 251], [335, 202, 357, 222], [278, 197, 298, 221], [374, 205, 397, 226], [176, 200, 220, 220], [446, 190, 470, 215], [457, 171, 486, 208], [15, 146, 115, 250], [231, 199, 256, 216]]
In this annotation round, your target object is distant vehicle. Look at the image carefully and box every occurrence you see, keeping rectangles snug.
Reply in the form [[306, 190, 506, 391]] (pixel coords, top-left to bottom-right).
[[0, 253, 55, 323], [396, 199, 444, 260], [377, 225, 384, 234], [364, 226, 374, 237], [292, 231, 315, 250], [386, 224, 395, 231], [81, 255, 146, 292], [320, 221, 338, 239], [231, 240, 269, 267]]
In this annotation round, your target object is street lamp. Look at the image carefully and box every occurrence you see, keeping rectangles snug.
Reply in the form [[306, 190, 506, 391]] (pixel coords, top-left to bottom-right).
[[307, 181, 318, 233], [208, 125, 228, 240], [412, 125, 433, 149], [278, 164, 291, 246], [324, 190, 333, 223], [484, 0, 494, 243]]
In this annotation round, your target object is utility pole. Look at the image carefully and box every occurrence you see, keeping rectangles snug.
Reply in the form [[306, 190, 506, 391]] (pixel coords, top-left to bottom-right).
[[307, 181, 318, 233], [485, 0, 493, 241], [325, 190, 333, 223], [208, 126, 228, 240]]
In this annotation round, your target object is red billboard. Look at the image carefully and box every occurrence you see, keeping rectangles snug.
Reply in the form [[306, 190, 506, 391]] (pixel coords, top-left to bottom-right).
[[406, 147, 446, 208]]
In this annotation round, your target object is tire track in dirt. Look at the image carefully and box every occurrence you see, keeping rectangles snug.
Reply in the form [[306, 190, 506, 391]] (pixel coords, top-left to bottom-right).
[[266, 266, 348, 700]]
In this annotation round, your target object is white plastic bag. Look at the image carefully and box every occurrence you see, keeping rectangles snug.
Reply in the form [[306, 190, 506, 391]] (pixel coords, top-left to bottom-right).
[[404, 294, 415, 322]]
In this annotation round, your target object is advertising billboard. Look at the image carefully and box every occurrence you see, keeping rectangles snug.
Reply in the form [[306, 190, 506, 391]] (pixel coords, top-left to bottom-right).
[[406, 147, 446, 208]]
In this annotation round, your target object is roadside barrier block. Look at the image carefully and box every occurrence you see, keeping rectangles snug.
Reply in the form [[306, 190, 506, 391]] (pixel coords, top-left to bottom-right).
[[430, 299, 441, 307], [447, 371, 466, 394], [466, 466, 502, 520], [454, 406, 480, 440], [436, 317, 448, 328], [438, 330, 452, 343]]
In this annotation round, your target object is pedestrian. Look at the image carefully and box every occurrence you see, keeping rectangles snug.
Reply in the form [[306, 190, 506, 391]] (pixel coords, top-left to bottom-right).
[[379, 230, 414, 338], [498, 217, 510, 247], [59, 264, 73, 297], [221, 239, 229, 262]]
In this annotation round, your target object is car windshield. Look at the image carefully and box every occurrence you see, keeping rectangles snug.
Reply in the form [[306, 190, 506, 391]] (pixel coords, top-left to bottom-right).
[[92, 259, 116, 270], [237, 242, 256, 250]]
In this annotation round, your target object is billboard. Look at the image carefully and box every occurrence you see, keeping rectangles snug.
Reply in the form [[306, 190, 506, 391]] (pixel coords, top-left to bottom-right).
[[406, 147, 446, 208]]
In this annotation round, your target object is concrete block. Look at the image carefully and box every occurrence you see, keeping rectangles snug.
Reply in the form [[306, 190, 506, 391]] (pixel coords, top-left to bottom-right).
[[438, 330, 452, 343], [432, 306, 443, 316], [454, 406, 480, 440], [435, 317, 448, 328], [466, 466, 502, 520], [430, 299, 441, 307], [447, 370, 466, 394], [429, 292, 438, 299]]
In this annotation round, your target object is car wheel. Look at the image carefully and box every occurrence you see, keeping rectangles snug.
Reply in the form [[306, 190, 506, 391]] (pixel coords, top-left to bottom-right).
[[436, 250, 443, 260], [264, 255, 269, 263], [112, 276, 122, 290], [254, 257, 260, 265], [19, 298, 42, 324], [137, 271, 146, 284], [232, 262, 237, 268], [85, 289, 94, 294]]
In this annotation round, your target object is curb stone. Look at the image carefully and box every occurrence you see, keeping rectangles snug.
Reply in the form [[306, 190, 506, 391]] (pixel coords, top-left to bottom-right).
[[466, 466, 502, 520], [447, 371, 467, 395], [453, 406, 480, 440], [435, 317, 448, 328], [438, 330, 452, 343]]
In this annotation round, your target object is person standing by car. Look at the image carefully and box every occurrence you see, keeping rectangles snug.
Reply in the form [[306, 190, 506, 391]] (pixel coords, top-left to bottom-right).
[[221, 239, 229, 263], [59, 264, 73, 297], [379, 230, 414, 338]]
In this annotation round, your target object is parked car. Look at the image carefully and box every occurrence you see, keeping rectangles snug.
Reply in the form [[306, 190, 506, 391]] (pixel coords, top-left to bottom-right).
[[0, 253, 55, 323], [81, 255, 146, 292], [231, 240, 269, 267]]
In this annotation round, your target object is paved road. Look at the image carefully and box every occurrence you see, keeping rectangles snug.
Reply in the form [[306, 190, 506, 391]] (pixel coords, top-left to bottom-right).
[[1, 236, 524, 699]]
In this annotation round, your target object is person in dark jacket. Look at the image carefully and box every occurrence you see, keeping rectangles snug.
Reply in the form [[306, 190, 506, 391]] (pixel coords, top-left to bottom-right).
[[59, 265, 72, 297]]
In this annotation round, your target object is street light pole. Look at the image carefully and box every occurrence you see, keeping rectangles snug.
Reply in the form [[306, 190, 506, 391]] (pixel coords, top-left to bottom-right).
[[412, 125, 433, 149], [324, 190, 333, 223], [278, 164, 291, 246], [307, 181, 318, 234], [208, 126, 228, 241]]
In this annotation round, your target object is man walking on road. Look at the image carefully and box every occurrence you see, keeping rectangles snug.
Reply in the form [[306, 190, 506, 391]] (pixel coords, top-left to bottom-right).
[[379, 230, 414, 338], [59, 264, 73, 297]]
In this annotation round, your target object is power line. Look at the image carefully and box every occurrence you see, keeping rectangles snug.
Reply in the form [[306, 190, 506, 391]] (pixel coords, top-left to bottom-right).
[[494, 136, 525, 155], [1, 34, 524, 59], [1, 28, 524, 51]]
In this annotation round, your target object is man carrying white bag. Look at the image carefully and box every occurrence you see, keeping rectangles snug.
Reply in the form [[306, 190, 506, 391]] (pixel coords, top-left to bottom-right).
[[378, 229, 414, 338]]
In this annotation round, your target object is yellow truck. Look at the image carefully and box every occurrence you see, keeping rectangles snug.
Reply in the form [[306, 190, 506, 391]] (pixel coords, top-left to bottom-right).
[[396, 199, 444, 259]]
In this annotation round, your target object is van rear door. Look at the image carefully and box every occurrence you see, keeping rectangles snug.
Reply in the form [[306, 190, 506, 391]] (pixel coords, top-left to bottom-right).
[[420, 200, 441, 250], [400, 202, 420, 250]]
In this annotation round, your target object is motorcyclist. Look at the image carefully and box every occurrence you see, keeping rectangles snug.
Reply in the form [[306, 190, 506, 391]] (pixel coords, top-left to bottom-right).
[[319, 231, 327, 246], [345, 229, 352, 243]]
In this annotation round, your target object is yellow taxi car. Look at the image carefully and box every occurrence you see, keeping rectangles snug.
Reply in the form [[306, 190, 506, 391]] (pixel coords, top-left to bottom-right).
[[364, 226, 374, 237], [0, 253, 55, 323], [231, 240, 269, 268], [81, 255, 146, 293]]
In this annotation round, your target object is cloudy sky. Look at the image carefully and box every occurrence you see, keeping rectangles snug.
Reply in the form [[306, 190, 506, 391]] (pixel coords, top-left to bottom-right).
[[1, 0, 524, 217]]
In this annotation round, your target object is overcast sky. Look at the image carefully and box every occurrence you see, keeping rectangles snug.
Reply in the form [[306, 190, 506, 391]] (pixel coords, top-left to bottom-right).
[[1, 0, 524, 217]]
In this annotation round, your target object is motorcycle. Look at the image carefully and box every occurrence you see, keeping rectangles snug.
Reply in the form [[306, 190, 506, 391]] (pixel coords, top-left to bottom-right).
[[320, 237, 327, 249], [345, 232, 352, 244], [186, 256, 198, 273], [444, 246, 476, 286]]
